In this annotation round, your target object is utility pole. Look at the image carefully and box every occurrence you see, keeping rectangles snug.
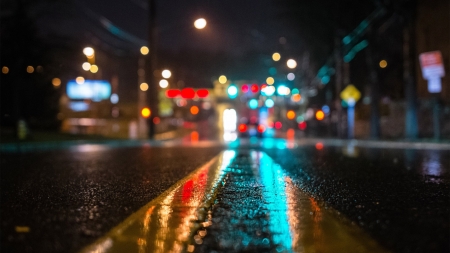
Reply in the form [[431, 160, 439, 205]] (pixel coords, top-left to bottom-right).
[[402, 0, 419, 139], [365, 29, 381, 139], [147, 0, 158, 139]]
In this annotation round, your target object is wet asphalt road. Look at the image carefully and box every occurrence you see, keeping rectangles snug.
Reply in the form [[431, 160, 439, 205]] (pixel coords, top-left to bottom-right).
[[1, 140, 449, 253]]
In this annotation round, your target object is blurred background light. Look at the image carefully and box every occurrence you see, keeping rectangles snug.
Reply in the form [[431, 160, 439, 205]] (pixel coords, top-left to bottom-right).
[[218, 75, 227, 84], [265, 98, 274, 108], [379, 60, 387, 68], [272, 52, 281, 61], [287, 73, 295, 81], [76, 76, 85, 84], [227, 85, 238, 98], [287, 59, 297, 69], [82, 62, 91, 71], [140, 82, 149, 91], [322, 105, 330, 115], [2, 66, 9, 74], [90, 64, 99, 73], [223, 109, 237, 131], [140, 46, 149, 55], [159, 79, 169, 88], [194, 18, 207, 29], [286, 110, 295, 120], [52, 78, 61, 87], [162, 69, 171, 78], [110, 94, 119, 104], [190, 105, 199, 115], [27, 66, 34, 73], [141, 107, 151, 118], [249, 99, 259, 109], [266, 77, 274, 85], [316, 110, 325, 120], [83, 47, 94, 57]]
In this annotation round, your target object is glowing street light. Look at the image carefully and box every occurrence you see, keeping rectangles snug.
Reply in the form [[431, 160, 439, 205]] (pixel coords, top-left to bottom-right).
[[159, 79, 169, 88], [90, 64, 99, 73], [161, 69, 171, 79], [140, 46, 149, 55], [218, 75, 227, 84], [194, 18, 207, 29], [83, 47, 94, 57], [82, 62, 91, 71], [76, 76, 85, 84], [287, 59, 297, 69], [272, 52, 281, 61]]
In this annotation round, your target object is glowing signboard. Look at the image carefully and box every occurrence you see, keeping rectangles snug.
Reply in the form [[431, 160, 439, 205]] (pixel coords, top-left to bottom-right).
[[67, 80, 111, 101]]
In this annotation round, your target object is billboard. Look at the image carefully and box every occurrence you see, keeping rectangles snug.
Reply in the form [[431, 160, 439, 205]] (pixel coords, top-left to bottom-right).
[[67, 80, 111, 101]]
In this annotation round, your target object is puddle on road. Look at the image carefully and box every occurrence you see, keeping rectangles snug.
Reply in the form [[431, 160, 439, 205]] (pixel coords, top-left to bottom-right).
[[80, 150, 389, 253]]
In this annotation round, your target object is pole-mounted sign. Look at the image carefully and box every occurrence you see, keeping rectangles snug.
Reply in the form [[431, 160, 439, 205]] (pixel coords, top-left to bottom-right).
[[419, 51, 445, 93], [340, 84, 361, 139]]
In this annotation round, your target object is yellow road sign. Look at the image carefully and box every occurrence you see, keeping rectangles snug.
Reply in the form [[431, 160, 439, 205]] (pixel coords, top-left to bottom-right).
[[340, 84, 361, 102]]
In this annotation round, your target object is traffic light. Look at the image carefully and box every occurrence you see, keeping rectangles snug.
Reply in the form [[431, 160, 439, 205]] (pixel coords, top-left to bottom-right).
[[227, 85, 238, 99]]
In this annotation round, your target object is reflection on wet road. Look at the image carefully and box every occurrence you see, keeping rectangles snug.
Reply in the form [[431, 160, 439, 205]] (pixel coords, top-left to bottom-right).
[[82, 150, 389, 253]]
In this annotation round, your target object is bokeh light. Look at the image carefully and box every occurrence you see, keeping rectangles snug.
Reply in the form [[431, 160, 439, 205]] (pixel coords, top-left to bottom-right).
[[52, 78, 61, 87], [76, 76, 85, 84], [266, 77, 275, 85], [316, 110, 325, 120], [287, 59, 297, 69], [140, 46, 149, 55], [159, 79, 169, 88], [190, 106, 199, 115], [265, 98, 274, 108], [379, 60, 387, 68], [26, 66, 34, 73], [162, 69, 171, 78], [2, 66, 9, 74], [286, 110, 296, 120], [291, 94, 301, 102], [82, 62, 91, 71], [249, 99, 259, 109], [140, 82, 149, 91], [141, 107, 151, 118], [194, 18, 207, 29], [90, 64, 99, 73], [272, 52, 281, 61], [110, 94, 119, 104], [218, 75, 227, 84], [83, 47, 94, 57], [287, 73, 295, 81]]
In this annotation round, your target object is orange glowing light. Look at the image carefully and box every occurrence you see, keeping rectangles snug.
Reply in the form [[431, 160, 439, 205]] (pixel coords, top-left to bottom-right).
[[191, 131, 199, 142], [315, 110, 325, 121], [190, 106, 199, 115], [287, 128, 295, 139], [286, 110, 296, 120], [141, 107, 151, 118], [291, 94, 301, 102], [315, 142, 324, 150], [238, 124, 247, 132]]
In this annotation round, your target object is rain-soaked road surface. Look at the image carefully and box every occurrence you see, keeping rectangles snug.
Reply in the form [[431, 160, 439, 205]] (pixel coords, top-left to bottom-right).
[[1, 139, 449, 253]]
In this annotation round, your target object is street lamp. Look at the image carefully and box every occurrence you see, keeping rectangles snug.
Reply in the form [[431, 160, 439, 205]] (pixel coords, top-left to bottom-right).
[[194, 18, 207, 29], [161, 69, 171, 79], [83, 47, 94, 57], [287, 59, 297, 69]]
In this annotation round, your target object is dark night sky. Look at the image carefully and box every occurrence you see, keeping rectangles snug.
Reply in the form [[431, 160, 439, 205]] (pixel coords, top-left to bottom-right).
[[38, 0, 297, 55]]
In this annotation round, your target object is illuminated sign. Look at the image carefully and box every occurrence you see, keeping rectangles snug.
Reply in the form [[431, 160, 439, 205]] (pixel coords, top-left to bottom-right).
[[67, 80, 111, 101]]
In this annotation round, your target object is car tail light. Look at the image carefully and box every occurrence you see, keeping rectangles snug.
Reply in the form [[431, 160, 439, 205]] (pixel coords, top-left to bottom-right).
[[238, 124, 247, 132], [257, 124, 266, 133]]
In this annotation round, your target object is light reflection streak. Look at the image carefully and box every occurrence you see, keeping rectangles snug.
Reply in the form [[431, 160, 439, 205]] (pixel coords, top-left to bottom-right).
[[136, 150, 235, 253], [253, 151, 293, 251]]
